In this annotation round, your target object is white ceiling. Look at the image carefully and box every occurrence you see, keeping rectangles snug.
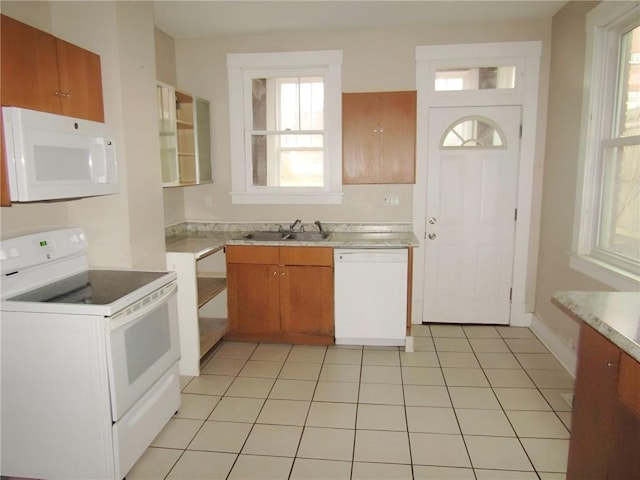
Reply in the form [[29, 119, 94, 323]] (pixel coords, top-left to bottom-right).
[[153, 1, 568, 39]]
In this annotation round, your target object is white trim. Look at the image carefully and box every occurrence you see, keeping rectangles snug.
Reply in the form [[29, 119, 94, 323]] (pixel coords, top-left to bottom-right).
[[571, 2, 640, 287], [530, 314, 578, 377], [412, 41, 542, 327], [416, 41, 544, 61], [570, 254, 640, 291], [227, 50, 343, 205]]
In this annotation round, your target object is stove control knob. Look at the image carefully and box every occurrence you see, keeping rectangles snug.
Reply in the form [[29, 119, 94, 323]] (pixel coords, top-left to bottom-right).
[[8, 247, 20, 258], [69, 234, 79, 243]]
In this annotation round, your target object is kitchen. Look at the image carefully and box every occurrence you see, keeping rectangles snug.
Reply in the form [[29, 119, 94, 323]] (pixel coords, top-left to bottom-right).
[[0, 1, 638, 479]]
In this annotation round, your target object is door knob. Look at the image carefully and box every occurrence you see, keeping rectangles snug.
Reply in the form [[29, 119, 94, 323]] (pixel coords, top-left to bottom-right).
[[428, 217, 437, 225], [428, 233, 437, 240]]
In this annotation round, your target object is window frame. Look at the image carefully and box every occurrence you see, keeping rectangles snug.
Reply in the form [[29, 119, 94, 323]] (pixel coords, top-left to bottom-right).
[[571, 2, 640, 289], [227, 50, 343, 204]]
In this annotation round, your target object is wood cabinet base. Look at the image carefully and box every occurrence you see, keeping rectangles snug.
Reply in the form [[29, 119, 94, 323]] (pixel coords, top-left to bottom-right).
[[567, 324, 640, 479], [225, 331, 334, 345]]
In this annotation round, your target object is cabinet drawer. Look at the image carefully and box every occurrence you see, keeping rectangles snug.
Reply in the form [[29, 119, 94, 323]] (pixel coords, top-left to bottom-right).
[[280, 247, 333, 266], [618, 352, 640, 416], [226, 245, 279, 264]]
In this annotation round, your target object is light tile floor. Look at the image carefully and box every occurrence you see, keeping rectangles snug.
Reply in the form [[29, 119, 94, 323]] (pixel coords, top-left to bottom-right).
[[129, 325, 574, 480]]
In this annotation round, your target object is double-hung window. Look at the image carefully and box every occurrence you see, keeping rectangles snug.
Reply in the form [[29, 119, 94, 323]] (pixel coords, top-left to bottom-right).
[[572, 2, 640, 288], [227, 50, 343, 204]]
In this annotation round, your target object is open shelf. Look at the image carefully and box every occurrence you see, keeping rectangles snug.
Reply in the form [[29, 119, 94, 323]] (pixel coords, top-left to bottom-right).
[[199, 317, 228, 360], [197, 276, 227, 308]]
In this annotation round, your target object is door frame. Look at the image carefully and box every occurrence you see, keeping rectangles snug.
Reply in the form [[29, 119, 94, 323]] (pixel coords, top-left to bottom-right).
[[412, 41, 543, 327]]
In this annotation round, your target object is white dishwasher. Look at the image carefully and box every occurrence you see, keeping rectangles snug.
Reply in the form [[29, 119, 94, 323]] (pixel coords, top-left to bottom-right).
[[334, 249, 408, 346]]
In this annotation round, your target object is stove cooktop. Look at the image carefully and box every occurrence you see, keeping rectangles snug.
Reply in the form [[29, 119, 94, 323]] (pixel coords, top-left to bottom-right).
[[8, 270, 169, 305]]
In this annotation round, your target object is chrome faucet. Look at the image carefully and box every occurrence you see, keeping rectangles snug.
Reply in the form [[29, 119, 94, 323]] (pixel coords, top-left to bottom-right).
[[314, 220, 325, 233], [289, 219, 302, 232]]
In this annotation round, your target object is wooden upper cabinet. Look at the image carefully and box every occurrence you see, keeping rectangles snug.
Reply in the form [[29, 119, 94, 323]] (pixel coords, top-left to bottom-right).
[[1, 15, 60, 114], [55, 38, 104, 122], [0, 15, 104, 122], [342, 91, 416, 184]]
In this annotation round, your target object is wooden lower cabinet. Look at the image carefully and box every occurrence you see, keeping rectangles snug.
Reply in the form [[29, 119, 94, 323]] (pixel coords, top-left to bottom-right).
[[226, 262, 280, 336], [226, 245, 334, 344], [280, 265, 334, 336], [567, 324, 640, 479]]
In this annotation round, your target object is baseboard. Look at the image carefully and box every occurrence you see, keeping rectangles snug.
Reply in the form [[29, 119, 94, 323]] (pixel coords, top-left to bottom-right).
[[529, 314, 577, 376]]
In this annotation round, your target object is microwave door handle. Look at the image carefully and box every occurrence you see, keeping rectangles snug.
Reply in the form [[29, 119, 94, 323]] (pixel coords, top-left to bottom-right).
[[110, 282, 177, 331]]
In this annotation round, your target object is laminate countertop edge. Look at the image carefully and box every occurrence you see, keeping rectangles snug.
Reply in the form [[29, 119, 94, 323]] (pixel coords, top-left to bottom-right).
[[552, 291, 640, 362], [165, 226, 419, 259]]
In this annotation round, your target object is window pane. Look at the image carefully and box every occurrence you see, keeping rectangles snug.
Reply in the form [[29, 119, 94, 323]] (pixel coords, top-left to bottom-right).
[[252, 76, 324, 132], [252, 79, 267, 130], [251, 133, 324, 187], [435, 66, 516, 91], [441, 117, 505, 148], [280, 151, 324, 187], [597, 144, 640, 262], [617, 26, 640, 137]]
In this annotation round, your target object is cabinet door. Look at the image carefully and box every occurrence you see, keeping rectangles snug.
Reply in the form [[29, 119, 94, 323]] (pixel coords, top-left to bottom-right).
[[157, 84, 179, 184], [280, 265, 334, 336], [608, 353, 640, 479], [342, 91, 416, 184], [56, 39, 104, 122], [226, 262, 280, 335], [379, 91, 416, 183], [342, 92, 379, 184], [194, 96, 212, 183], [1, 15, 60, 113], [567, 324, 620, 480]]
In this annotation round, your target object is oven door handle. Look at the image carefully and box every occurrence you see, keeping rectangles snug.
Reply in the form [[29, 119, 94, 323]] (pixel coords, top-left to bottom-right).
[[110, 281, 177, 331]]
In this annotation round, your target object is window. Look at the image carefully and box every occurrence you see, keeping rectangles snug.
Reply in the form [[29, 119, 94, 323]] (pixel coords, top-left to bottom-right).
[[435, 65, 516, 92], [227, 51, 343, 204], [441, 116, 506, 148], [572, 3, 640, 288]]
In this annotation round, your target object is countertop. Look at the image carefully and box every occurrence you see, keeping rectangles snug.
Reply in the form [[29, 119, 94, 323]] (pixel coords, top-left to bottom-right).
[[553, 291, 640, 362], [165, 222, 419, 259]]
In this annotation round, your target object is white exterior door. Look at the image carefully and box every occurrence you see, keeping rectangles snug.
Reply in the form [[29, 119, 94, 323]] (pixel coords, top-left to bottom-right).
[[424, 105, 521, 324]]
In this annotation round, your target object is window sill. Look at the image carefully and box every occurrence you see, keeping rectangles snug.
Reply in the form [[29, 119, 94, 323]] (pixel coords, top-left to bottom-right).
[[570, 254, 640, 291], [230, 191, 343, 205]]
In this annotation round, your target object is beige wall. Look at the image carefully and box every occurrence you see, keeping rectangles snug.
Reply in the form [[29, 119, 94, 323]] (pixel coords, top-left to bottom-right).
[[172, 18, 552, 223], [154, 27, 186, 226], [0, 1, 166, 270], [534, 1, 609, 353]]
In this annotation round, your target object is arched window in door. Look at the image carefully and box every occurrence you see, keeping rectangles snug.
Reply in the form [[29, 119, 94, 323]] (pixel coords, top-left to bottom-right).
[[440, 116, 507, 149]]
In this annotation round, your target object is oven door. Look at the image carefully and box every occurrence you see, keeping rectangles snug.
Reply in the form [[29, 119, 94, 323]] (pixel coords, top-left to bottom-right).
[[107, 281, 179, 421]]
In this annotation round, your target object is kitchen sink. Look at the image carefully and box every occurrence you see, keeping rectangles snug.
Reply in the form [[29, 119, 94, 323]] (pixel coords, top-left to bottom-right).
[[287, 231, 330, 241], [242, 231, 289, 241], [241, 231, 330, 242]]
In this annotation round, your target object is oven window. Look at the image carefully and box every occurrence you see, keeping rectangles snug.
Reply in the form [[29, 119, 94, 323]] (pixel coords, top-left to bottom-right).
[[124, 303, 171, 384]]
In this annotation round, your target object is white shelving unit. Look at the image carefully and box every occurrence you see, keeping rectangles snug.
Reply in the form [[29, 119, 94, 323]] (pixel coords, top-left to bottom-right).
[[166, 247, 227, 376]]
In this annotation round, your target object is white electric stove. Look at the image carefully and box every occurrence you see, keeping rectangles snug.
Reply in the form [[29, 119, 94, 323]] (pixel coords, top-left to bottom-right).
[[0, 227, 181, 480]]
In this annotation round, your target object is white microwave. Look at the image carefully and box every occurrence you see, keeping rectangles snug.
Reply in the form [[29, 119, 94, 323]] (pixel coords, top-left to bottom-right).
[[2, 107, 117, 202]]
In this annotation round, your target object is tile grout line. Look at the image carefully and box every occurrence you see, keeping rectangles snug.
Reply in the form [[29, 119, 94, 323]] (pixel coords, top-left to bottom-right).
[[140, 326, 571, 479]]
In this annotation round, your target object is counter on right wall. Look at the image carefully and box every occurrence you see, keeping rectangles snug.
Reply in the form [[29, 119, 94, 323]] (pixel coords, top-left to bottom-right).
[[552, 290, 640, 479]]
